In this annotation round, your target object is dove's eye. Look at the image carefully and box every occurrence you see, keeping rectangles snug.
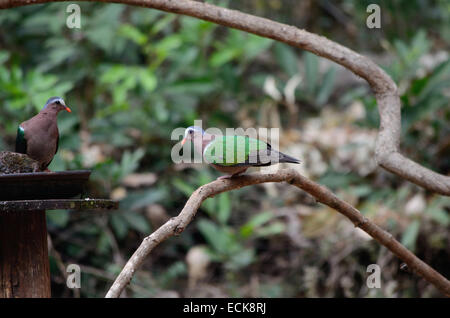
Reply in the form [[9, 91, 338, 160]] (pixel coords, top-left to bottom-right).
[[189, 130, 193, 135], [55, 100, 61, 105]]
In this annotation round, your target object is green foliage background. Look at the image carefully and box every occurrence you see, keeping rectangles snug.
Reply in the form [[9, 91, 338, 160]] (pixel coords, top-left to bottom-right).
[[0, 0, 449, 297]]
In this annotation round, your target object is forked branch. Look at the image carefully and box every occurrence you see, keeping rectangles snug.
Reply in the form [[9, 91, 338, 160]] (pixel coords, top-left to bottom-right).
[[105, 169, 450, 298]]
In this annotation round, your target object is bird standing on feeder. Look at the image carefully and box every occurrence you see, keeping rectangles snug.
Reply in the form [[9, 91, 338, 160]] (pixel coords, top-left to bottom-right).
[[15, 97, 71, 171], [180, 126, 300, 179]]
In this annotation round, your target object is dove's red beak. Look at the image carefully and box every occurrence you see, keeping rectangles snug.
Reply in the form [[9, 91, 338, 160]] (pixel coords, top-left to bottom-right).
[[65, 106, 72, 113], [181, 138, 187, 146]]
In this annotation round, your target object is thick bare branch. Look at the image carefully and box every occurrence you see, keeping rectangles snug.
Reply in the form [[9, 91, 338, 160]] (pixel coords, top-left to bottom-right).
[[1, 0, 450, 195], [105, 169, 450, 298]]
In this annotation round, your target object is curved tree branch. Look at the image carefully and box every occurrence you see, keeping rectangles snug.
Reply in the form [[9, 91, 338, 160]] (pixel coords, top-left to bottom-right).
[[104, 169, 450, 298], [2, 0, 450, 195]]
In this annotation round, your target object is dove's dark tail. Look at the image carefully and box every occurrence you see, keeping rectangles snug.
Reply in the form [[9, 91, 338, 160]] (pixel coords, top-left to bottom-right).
[[279, 152, 301, 164]]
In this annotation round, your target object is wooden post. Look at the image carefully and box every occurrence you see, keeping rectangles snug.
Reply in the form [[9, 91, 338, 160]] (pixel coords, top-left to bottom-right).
[[0, 198, 118, 298], [0, 167, 117, 298], [0, 210, 51, 298]]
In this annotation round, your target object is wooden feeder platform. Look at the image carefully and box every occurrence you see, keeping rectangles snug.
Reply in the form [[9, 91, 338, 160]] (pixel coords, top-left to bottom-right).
[[0, 170, 119, 298]]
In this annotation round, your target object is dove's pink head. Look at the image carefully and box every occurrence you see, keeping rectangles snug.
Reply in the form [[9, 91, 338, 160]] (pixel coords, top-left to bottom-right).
[[43, 97, 71, 113], [181, 126, 205, 146]]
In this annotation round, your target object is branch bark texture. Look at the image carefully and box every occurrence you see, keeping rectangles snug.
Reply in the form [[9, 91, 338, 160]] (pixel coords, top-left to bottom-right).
[[2, 0, 450, 195], [105, 169, 450, 298]]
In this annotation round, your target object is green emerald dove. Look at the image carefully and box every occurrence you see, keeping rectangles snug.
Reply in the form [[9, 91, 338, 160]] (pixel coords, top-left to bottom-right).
[[181, 126, 300, 179]]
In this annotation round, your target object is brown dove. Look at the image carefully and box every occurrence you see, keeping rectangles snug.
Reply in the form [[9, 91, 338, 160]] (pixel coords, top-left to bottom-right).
[[15, 97, 71, 171]]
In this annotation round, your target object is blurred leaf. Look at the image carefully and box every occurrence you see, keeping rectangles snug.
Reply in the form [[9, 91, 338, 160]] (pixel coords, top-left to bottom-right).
[[119, 24, 147, 45], [316, 67, 337, 105], [304, 52, 319, 94], [154, 35, 182, 54], [426, 197, 450, 226], [139, 69, 158, 92], [110, 214, 129, 239], [242, 34, 273, 60], [273, 42, 298, 76], [168, 77, 218, 95], [96, 231, 111, 254], [46, 210, 70, 227], [349, 185, 373, 198], [197, 219, 235, 255], [173, 178, 196, 197], [389, 29, 430, 81], [319, 171, 363, 190], [255, 222, 285, 238], [227, 248, 255, 270], [150, 14, 176, 35], [158, 261, 187, 287], [114, 149, 145, 181], [210, 48, 241, 67], [217, 192, 231, 224], [100, 65, 128, 84], [240, 211, 273, 238], [119, 189, 166, 211], [0, 51, 9, 64], [401, 219, 420, 252], [122, 212, 151, 234]]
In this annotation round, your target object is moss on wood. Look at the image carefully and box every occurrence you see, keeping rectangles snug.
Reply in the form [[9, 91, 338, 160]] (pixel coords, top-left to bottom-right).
[[0, 151, 40, 174]]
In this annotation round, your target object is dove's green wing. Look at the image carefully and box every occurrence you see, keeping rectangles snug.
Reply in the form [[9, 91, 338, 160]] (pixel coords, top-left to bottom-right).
[[203, 135, 271, 166], [15, 126, 27, 154]]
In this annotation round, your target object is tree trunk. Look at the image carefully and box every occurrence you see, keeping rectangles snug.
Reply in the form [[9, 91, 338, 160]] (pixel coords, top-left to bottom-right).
[[0, 210, 51, 298]]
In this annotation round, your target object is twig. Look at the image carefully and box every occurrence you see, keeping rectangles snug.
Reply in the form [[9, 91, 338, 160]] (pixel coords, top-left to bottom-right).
[[105, 169, 450, 298]]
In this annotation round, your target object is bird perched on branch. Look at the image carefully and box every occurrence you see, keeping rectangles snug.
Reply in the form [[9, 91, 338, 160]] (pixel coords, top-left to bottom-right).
[[15, 97, 71, 171], [181, 126, 300, 179]]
